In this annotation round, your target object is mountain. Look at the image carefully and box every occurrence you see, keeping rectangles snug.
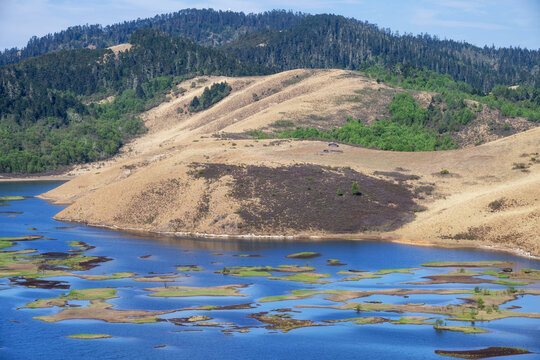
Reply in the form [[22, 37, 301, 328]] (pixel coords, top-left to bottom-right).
[[225, 14, 540, 92], [0, 9, 305, 65], [2, 10, 539, 92]]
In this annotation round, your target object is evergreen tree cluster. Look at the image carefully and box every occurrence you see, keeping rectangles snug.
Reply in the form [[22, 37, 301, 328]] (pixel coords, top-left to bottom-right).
[[226, 14, 540, 92], [0, 9, 305, 65], [189, 82, 232, 112], [1, 10, 538, 91], [0, 29, 269, 173]]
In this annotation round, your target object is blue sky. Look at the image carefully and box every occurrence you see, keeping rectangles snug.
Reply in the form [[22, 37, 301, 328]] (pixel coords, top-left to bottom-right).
[[0, 0, 539, 51]]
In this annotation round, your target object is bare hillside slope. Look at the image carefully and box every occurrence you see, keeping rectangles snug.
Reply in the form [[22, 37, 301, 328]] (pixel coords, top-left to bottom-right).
[[41, 69, 540, 257]]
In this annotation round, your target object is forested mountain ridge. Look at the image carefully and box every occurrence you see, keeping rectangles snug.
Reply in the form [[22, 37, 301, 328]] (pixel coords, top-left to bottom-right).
[[0, 9, 305, 65], [0, 29, 271, 173], [1, 9, 538, 92], [1, 10, 539, 174], [226, 14, 540, 92]]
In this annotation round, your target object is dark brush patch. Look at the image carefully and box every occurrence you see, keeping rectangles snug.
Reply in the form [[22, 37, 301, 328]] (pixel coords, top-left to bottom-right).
[[191, 163, 418, 233]]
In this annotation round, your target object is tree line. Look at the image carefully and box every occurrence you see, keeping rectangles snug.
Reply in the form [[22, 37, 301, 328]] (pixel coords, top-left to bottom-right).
[[0, 29, 270, 173]]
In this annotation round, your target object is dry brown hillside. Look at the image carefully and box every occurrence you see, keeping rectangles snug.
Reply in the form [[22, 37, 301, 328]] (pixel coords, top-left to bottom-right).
[[40, 69, 540, 257]]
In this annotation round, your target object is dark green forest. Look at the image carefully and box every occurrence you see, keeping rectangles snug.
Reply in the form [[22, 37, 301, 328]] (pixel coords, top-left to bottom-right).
[[3, 9, 538, 91], [0, 9, 539, 173], [0, 9, 305, 65], [0, 29, 270, 173], [189, 82, 232, 112]]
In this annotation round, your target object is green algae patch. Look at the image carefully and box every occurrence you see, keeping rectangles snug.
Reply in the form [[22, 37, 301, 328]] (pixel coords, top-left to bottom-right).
[[258, 290, 345, 303], [285, 252, 321, 259], [231, 270, 272, 277], [79, 272, 136, 281], [326, 316, 387, 325], [482, 268, 540, 282], [133, 275, 180, 282], [66, 241, 94, 251], [269, 272, 331, 284], [337, 271, 381, 281], [217, 265, 315, 277], [493, 280, 527, 286], [0, 235, 43, 241], [377, 268, 418, 275], [0, 240, 13, 249], [145, 284, 249, 297], [218, 266, 273, 277], [131, 317, 160, 324], [0, 196, 25, 202], [67, 334, 112, 339], [33, 300, 172, 324], [176, 265, 203, 272], [391, 317, 434, 325], [421, 261, 512, 268], [434, 325, 488, 334], [327, 259, 346, 266], [435, 347, 531, 359], [25, 288, 118, 308]]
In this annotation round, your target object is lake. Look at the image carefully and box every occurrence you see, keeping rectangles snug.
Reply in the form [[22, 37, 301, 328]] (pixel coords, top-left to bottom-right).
[[1, 181, 539, 360]]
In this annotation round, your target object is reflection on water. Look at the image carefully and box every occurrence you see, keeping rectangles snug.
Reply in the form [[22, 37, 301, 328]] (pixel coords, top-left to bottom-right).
[[1, 181, 540, 360]]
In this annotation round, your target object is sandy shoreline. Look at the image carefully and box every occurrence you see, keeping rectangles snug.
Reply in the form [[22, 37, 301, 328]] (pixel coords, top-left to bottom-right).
[[0, 175, 73, 182], [44, 215, 540, 260]]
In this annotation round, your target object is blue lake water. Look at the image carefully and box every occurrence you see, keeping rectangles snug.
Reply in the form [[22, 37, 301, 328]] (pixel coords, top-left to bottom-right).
[[1, 181, 539, 360]]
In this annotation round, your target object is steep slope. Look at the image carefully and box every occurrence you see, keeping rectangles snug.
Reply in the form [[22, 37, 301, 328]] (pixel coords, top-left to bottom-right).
[[41, 69, 540, 257]]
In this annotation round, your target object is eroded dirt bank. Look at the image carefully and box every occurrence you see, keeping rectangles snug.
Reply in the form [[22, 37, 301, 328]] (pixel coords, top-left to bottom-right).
[[39, 70, 540, 257]]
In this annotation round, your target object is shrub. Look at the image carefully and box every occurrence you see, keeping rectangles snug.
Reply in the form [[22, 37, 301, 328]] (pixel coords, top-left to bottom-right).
[[351, 181, 360, 195]]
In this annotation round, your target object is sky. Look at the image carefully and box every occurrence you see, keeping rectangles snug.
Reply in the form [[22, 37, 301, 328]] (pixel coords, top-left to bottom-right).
[[0, 0, 539, 51]]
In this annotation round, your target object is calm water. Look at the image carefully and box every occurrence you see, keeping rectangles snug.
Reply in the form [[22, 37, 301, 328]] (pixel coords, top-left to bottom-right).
[[1, 181, 539, 360]]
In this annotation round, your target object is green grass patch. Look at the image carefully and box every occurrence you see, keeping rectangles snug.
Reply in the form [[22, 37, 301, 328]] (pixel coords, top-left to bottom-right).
[[434, 325, 488, 334], [81, 272, 136, 280], [146, 285, 247, 298], [493, 279, 528, 286], [269, 272, 331, 284], [131, 317, 160, 324], [176, 266, 203, 272], [25, 288, 118, 308], [0, 196, 25, 201], [376, 268, 418, 275], [285, 252, 321, 259], [0, 240, 13, 249], [0, 235, 43, 241]]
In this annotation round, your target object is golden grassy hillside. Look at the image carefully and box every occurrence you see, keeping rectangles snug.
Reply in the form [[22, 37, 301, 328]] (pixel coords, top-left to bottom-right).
[[40, 69, 540, 257]]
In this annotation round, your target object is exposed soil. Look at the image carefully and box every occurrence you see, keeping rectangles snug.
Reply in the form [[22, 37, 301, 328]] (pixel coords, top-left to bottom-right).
[[249, 312, 319, 332], [10, 277, 70, 289], [434, 347, 531, 359]]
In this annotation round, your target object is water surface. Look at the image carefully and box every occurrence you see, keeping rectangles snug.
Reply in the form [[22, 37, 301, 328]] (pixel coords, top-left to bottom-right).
[[1, 181, 539, 360]]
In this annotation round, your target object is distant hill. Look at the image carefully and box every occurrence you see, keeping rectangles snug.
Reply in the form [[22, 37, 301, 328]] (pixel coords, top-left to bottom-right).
[[0, 9, 305, 65], [1, 9, 539, 91], [225, 14, 540, 92], [1, 9, 539, 174]]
